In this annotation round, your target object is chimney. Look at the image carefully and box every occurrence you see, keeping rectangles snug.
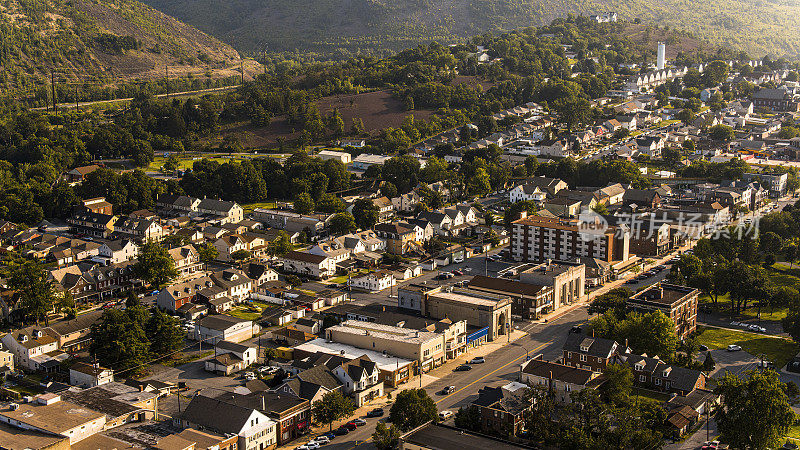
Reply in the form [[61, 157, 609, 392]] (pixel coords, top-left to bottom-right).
[[261, 395, 265, 411], [139, 384, 145, 392], [519, 210, 528, 220], [625, 338, 628, 349], [591, 329, 595, 338]]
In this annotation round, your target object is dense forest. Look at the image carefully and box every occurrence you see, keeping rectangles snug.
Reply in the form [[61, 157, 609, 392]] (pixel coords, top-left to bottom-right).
[[142, 0, 800, 59], [0, 0, 242, 106]]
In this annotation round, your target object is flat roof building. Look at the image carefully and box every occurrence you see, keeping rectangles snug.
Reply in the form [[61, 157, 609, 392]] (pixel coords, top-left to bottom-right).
[[627, 283, 699, 339]]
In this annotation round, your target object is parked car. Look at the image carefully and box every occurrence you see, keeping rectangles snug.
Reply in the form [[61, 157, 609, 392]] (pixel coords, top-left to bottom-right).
[[757, 360, 775, 370], [469, 357, 485, 364], [244, 372, 257, 381], [296, 443, 320, 450], [699, 344, 708, 351], [366, 408, 385, 418], [323, 432, 336, 440], [454, 364, 472, 372], [452, 270, 463, 276], [730, 321, 741, 327], [344, 422, 357, 431], [727, 345, 742, 352], [353, 418, 367, 426], [335, 426, 350, 436], [312, 436, 330, 445], [439, 410, 454, 420]]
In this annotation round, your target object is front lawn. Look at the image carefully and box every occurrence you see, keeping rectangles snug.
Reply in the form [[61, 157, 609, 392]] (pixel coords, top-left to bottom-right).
[[228, 301, 278, 321], [695, 326, 799, 369], [241, 201, 277, 213]]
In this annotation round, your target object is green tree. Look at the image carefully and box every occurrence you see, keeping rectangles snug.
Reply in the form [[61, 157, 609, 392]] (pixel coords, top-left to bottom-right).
[[709, 124, 735, 141], [390, 388, 438, 431], [263, 347, 277, 365], [352, 198, 380, 230], [230, 249, 252, 262], [197, 243, 219, 262], [90, 307, 151, 375], [372, 422, 402, 450], [453, 406, 482, 431], [135, 242, 177, 287], [715, 370, 795, 450], [125, 291, 140, 308], [351, 118, 365, 135], [312, 390, 356, 430], [146, 308, 184, 356], [702, 351, 716, 372], [294, 193, 315, 214], [702, 60, 730, 87], [163, 154, 180, 173], [267, 231, 293, 256], [8, 259, 58, 325], [330, 212, 357, 234], [600, 363, 633, 406]]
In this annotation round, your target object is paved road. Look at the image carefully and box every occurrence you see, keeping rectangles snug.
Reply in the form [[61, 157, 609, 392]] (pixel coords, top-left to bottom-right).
[[305, 306, 590, 450]]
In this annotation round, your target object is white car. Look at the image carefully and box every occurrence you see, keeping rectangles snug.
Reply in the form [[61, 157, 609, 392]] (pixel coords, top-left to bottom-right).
[[730, 321, 741, 326], [244, 372, 257, 381], [297, 443, 320, 450], [727, 344, 742, 352], [439, 410, 454, 420], [312, 436, 330, 444]]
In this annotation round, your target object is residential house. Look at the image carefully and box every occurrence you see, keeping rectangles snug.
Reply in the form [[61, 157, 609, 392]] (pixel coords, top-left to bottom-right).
[[97, 239, 139, 265], [245, 263, 279, 287], [349, 270, 396, 292], [80, 197, 113, 215], [158, 276, 213, 312], [1, 326, 66, 371], [636, 135, 665, 158], [471, 383, 533, 436], [281, 251, 336, 279], [519, 356, 605, 403], [542, 197, 582, 218], [508, 177, 567, 203], [595, 183, 626, 205], [273, 364, 342, 404], [176, 393, 277, 450], [372, 197, 395, 223], [206, 340, 257, 375], [67, 211, 117, 238], [196, 198, 244, 224], [416, 211, 452, 236], [69, 362, 114, 388], [168, 245, 204, 279], [331, 355, 384, 406], [64, 164, 101, 184], [113, 216, 165, 242], [374, 222, 419, 255], [561, 329, 623, 372], [623, 189, 662, 208], [309, 240, 352, 265], [392, 191, 422, 212], [619, 352, 707, 396]]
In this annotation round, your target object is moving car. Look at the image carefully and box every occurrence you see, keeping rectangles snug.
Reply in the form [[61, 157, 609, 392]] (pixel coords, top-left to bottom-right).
[[439, 385, 456, 395], [469, 357, 485, 364], [454, 364, 472, 372], [312, 436, 330, 444]]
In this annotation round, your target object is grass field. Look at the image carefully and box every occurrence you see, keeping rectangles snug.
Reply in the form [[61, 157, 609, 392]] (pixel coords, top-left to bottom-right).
[[241, 201, 277, 213], [227, 301, 279, 321], [695, 326, 799, 368], [147, 152, 288, 172]]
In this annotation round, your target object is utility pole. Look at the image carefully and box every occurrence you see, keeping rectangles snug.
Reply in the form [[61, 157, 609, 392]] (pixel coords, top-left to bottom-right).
[[75, 84, 79, 111], [240, 61, 244, 84], [51, 71, 57, 113], [165, 65, 169, 99]]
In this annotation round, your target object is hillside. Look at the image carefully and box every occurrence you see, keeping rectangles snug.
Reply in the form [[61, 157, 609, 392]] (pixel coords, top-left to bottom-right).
[[0, 0, 242, 92], [141, 0, 800, 58]]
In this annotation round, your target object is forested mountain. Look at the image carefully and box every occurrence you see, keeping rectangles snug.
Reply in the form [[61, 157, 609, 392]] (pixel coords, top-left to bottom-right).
[[0, 0, 241, 98], [141, 0, 800, 59]]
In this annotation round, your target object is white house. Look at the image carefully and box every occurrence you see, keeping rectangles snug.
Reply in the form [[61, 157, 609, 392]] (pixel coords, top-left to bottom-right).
[[193, 314, 256, 344], [349, 271, 396, 292], [309, 240, 352, 264], [281, 251, 336, 279], [97, 239, 139, 265], [69, 362, 114, 388], [177, 394, 277, 450], [509, 184, 547, 203], [331, 356, 384, 406], [1, 326, 67, 371], [391, 191, 422, 212], [205, 340, 258, 374]]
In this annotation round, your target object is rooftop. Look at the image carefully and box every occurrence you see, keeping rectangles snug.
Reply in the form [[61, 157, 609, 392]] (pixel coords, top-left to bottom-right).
[[294, 338, 413, 371], [328, 320, 442, 344], [0, 398, 105, 434], [628, 283, 699, 307], [400, 422, 532, 449]]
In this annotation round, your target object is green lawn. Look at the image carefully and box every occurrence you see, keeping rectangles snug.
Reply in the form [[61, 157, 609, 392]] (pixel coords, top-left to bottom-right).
[[227, 301, 278, 321], [632, 387, 671, 404], [242, 201, 277, 213], [695, 326, 800, 368]]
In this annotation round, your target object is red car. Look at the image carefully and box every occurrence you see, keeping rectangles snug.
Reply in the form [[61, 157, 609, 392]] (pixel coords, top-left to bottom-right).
[[101, 302, 115, 309], [452, 270, 463, 276]]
